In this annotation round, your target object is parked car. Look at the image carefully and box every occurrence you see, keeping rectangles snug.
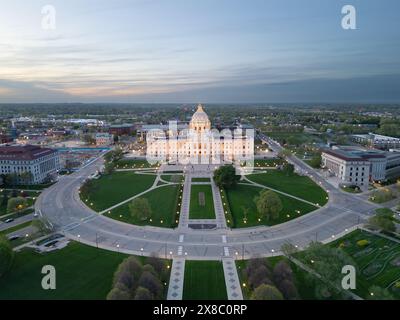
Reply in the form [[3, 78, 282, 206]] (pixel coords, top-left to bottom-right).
[[5, 218, 14, 223], [8, 235, 20, 241]]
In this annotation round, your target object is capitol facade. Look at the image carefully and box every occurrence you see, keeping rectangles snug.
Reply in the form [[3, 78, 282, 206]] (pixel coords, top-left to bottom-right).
[[146, 104, 254, 166]]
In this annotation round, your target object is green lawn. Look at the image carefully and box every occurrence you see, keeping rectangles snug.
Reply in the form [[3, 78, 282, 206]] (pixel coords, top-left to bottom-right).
[[247, 171, 328, 206], [183, 261, 227, 300], [161, 175, 184, 183], [225, 184, 316, 227], [108, 185, 180, 228], [330, 230, 400, 299], [0, 242, 129, 299], [80, 172, 156, 211], [0, 241, 171, 300], [191, 177, 211, 183], [189, 185, 215, 219]]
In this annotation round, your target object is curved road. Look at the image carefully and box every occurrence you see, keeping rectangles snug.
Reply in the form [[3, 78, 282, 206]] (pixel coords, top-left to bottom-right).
[[36, 148, 378, 260]]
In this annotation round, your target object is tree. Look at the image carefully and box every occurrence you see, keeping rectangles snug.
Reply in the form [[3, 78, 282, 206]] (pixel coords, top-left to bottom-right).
[[277, 149, 291, 159], [19, 171, 33, 185], [273, 260, 294, 285], [282, 163, 294, 176], [147, 254, 165, 275], [254, 190, 283, 221], [112, 256, 143, 292], [134, 286, 153, 300], [309, 154, 322, 168], [302, 242, 357, 299], [104, 148, 124, 163], [281, 243, 299, 257], [251, 284, 284, 300], [4, 173, 18, 187], [106, 287, 131, 300], [31, 218, 50, 234], [368, 209, 396, 233], [248, 264, 272, 289], [277, 279, 299, 300], [142, 264, 156, 275], [213, 165, 240, 189], [273, 261, 298, 299], [138, 271, 163, 299], [368, 285, 394, 300], [1, 190, 9, 207], [7, 197, 28, 213], [129, 198, 152, 221], [82, 134, 95, 145], [81, 179, 98, 195], [0, 235, 14, 278], [369, 189, 394, 203], [104, 162, 115, 175]]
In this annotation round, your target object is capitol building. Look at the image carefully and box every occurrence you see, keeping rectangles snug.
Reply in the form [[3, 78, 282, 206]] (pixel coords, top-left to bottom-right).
[[146, 104, 254, 166]]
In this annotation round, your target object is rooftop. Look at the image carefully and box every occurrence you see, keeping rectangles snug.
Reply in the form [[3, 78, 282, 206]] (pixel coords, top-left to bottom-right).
[[0, 145, 57, 161], [322, 146, 400, 163]]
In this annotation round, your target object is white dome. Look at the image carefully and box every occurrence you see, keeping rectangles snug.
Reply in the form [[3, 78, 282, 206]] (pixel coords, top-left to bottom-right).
[[191, 104, 209, 122]]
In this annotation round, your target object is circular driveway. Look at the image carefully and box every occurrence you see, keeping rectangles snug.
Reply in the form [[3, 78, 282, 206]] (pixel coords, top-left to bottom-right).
[[36, 156, 377, 260]]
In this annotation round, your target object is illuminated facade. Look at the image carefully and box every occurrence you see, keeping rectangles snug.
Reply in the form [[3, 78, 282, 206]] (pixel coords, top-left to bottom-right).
[[146, 104, 254, 165]]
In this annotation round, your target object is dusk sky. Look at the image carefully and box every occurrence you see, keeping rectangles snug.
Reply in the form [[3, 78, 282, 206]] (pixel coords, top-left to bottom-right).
[[0, 0, 399, 103]]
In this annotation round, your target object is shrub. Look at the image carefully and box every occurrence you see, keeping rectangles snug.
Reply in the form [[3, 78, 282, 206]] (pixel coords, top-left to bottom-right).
[[356, 240, 370, 247]]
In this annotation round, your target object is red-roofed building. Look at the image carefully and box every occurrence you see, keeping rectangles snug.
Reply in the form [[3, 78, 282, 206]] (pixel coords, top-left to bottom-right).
[[0, 145, 60, 184]]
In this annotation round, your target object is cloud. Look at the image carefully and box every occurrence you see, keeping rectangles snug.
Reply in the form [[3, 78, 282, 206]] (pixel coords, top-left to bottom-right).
[[2, 73, 399, 103]]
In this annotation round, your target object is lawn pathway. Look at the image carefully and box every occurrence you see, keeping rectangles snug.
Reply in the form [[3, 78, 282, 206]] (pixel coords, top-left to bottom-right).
[[177, 174, 191, 228], [211, 178, 227, 229], [222, 258, 243, 300], [167, 258, 186, 300]]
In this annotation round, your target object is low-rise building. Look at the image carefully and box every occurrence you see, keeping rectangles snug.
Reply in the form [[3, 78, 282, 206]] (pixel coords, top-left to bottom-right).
[[322, 146, 400, 189], [321, 149, 371, 189], [109, 124, 135, 136], [0, 145, 61, 184], [95, 133, 114, 146], [352, 133, 400, 150]]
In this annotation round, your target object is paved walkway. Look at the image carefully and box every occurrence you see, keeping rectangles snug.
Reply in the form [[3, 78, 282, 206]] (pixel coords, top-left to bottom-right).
[[222, 258, 243, 300], [178, 175, 191, 228], [211, 179, 227, 229], [167, 258, 186, 300]]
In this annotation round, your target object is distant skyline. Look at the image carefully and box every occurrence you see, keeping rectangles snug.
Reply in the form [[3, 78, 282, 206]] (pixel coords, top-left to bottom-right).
[[0, 0, 400, 103]]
